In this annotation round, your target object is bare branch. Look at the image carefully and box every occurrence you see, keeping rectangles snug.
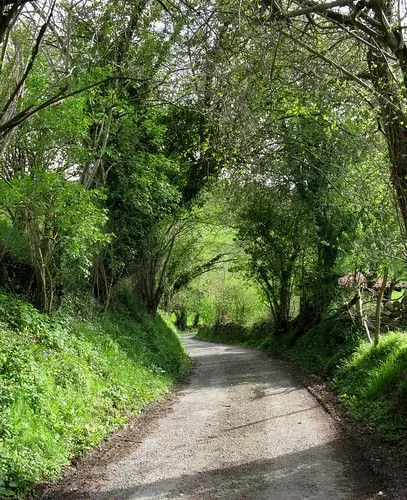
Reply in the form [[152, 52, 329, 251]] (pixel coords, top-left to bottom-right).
[[285, 0, 350, 18], [283, 28, 401, 113]]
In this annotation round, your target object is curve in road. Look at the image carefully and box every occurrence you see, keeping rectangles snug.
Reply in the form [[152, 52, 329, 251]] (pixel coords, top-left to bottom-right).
[[90, 334, 381, 500]]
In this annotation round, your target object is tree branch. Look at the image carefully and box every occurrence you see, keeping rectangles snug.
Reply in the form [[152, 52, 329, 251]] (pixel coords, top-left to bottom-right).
[[285, 0, 349, 18]]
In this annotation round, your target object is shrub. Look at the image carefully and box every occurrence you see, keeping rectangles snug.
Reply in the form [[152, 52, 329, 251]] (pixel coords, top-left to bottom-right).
[[250, 318, 274, 339], [286, 314, 362, 376], [0, 172, 109, 313]]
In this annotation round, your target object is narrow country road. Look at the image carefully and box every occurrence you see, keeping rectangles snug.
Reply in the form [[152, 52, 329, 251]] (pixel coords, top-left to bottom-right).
[[85, 334, 380, 500]]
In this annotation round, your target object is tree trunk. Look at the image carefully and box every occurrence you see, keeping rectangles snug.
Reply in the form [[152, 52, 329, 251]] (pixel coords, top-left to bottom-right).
[[355, 288, 372, 343], [368, 47, 407, 233], [276, 274, 291, 333], [193, 312, 200, 328], [146, 298, 159, 316], [175, 307, 187, 331], [33, 267, 52, 313], [382, 115, 407, 233]]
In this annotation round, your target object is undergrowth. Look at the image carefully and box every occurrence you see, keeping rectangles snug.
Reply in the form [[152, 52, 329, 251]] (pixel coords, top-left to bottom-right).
[[285, 315, 363, 376], [332, 332, 407, 445], [0, 290, 189, 497]]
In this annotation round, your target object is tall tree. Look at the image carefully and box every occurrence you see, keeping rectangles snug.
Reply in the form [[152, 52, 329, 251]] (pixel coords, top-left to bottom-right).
[[253, 0, 407, 232]]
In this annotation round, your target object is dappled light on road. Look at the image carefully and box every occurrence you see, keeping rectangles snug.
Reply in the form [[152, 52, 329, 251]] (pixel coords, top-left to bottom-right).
[[86, 335, 379, 500]]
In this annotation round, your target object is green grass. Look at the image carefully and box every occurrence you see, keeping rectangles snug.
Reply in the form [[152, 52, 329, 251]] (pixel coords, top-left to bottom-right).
[[0, 290, 189, 497], [332, 332, 407, 444]]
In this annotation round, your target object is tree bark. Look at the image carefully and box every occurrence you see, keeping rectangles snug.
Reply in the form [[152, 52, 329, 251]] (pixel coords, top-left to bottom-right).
[[367, 45, 407, 233]]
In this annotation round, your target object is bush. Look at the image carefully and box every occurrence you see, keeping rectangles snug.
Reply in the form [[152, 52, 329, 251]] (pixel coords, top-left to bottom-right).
[[197, 322, 250, 344], [0, 171, 109, 313], [250, 318, 274, 339], [284, 312, 362, 376]]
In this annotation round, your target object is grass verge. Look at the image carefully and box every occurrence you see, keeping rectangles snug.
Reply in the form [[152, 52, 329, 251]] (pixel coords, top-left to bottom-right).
[[0, 290, 189, 497], [332, 332, 407, 446]]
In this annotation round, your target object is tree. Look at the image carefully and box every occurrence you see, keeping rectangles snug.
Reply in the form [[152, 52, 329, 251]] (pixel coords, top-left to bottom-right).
[[253, 0, 407, 232], [0, 171, 108, 312], [230, 180, 313, 332], [0, 0, 109, 161], [134, 202, 231, 315]]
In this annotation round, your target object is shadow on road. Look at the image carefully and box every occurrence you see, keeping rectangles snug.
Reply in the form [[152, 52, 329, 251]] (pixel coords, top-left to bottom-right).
[[50, 442, 379, 500], [223, 405, 321, 433], [183, 337, 303, 395]]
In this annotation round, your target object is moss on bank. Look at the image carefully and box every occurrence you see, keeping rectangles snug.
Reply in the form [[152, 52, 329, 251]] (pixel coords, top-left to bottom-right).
[[0, 291, 189, 497]]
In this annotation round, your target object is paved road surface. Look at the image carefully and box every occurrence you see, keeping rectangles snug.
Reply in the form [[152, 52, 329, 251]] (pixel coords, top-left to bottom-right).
[[88, 335, 381, 500]]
